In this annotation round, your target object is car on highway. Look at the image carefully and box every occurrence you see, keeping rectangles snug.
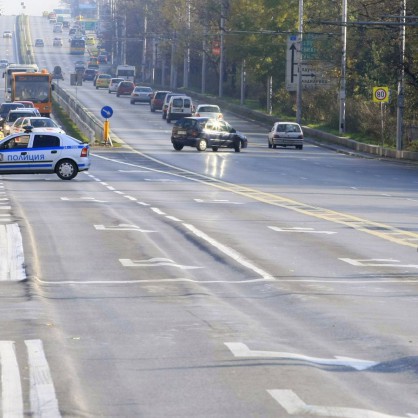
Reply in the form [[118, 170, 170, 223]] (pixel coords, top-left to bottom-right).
[[0, 102, 26, 130], [194, 104, 223, 119], [2, 108, 41, 135], [10, 116, 65, 134], [3, 31, 12, 38], [116, 81, 135, 97], [13, 101, 35, 108], [150, 90, 170, 112], [108, 78, 124, 94], [267, 122, 304, 150], [130, 86, 153, 104], [0, 128, 90, 180], [53, 37, 63, 47], [74, 61, 85, 73], [162, 92, 187, 120], [95, 74, 112, 89], [0, 59, 9, 68], [171, 117, 248, 152], [166, 95, 193, 123], [34, 38, 44, 47], [82, 68, 98, 81]]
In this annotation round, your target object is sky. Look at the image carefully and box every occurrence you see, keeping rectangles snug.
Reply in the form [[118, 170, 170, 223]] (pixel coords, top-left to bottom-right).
[[0, 0, 63, 16]]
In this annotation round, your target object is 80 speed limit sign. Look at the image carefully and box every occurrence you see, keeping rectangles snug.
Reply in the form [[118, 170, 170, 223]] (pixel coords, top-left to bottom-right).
[[373, 86, 389, 103]]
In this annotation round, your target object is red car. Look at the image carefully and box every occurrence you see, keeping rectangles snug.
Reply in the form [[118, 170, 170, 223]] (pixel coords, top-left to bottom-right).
[[150, 90, 170, 112], [116, 81, 135, 97]]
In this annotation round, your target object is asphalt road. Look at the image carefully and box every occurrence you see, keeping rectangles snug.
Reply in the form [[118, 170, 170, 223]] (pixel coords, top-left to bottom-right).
[[0, 15, 417, 418]]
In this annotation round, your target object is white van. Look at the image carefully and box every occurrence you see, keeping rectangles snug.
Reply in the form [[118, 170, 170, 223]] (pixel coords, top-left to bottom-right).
[[166, 95, 193, 123]]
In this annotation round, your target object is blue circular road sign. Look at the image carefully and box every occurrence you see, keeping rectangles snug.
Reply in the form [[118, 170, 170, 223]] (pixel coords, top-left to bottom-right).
[[101, 106, 113, 119]]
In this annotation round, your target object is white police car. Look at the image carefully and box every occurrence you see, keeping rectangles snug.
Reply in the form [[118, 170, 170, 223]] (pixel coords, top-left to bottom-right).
[[0, 129, 90, 180]]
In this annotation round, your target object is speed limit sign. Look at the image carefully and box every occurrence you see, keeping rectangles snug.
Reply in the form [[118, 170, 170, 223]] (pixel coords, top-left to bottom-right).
[[373, 86, 389, 103]]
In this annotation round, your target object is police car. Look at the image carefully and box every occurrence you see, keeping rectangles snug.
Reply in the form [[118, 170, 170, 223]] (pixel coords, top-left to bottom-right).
[[0, 128, 90, 180]]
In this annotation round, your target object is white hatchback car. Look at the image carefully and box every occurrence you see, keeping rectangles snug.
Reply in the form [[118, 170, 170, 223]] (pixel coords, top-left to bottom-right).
[[10, 117, 65, 134], [108, 78, 124, 94], [0, 130, 90, 180], [268, 122, 304, 150]]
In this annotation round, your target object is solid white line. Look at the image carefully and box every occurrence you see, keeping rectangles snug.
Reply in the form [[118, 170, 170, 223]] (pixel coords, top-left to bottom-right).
[[0, 224, 26, 281], [0, 341, 24, 417], [151, 207, 166, 215], [25, 340, 60, 418]]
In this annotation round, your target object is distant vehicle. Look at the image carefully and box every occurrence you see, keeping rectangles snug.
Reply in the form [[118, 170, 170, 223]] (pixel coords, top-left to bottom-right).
[[13, 101, 35, 108], [53, 37, 63, 47], [85, 36, 96, 45], [82, 69, 97, 81], [53, 23, 63, 33], [2, 108, 41, 135], [162, 92, 187, 120], [74, 61, 85, 72], [0, 59, 9, 68], [98, 54, 108, 64], [116, 64, 136, 81], [70, 38, 85, 55], [171, 117, 248, 152], [267, 122, 304, 150], [3, 63, 39, 101], [95, 74, 112, 89], [116, 81, 135, 97], [10, 116, 65, 134], [108, 78, 124, 94], [150, 90, 170, 112], [166, 95, 193, 123], [0, 102, 25, 129], [52, 66, 64, 80], [35, 38, 44, 47], [130, 86, 153, 104], [0, 129, 90, 180], [194, 104, 223, 119], [3, 31, 12, 38]]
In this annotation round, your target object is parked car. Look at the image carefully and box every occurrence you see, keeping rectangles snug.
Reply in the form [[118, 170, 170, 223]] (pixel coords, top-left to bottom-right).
[[194, 104, 223, 119], [116, 81, 135, 97], [82, 68, 98, 81], [267, 122, 304, 149], [34, 38, 44, 47], [162, 92, 187, 119], [108, 78, 124, 94], [0, 128, 90, 180], [166, 95, 193, 123], [130, 86, 153, 104], [150, 90, 170, 112], [95, 74, 112, 89], [2, 108, 41, 135], [53, 37, 63, 47], [171, 117, 248, 152], [10, 116, 65, 134]]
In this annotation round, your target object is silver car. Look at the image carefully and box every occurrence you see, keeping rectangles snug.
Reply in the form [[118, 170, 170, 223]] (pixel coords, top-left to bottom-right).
[[108, 78, 124, 94], [268, 122, 304, 150], [0, 129, 90, 180]]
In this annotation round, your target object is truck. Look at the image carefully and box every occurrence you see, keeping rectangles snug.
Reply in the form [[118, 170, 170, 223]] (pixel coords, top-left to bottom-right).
[[116, 65, 136, 81]]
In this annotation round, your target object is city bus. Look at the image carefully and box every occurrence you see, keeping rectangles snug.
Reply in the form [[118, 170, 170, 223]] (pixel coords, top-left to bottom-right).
[[3, 64, 39, 101], [11, 71, 54, 117], [116, 65, 136, 81], [70, 38, 86, 55]]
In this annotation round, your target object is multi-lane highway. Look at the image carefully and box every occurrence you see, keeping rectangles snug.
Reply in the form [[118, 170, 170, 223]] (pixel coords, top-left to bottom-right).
[[0, 15, 417, 418]]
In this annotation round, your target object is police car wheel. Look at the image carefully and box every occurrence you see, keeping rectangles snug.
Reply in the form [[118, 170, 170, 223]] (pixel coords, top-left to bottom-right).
[[56, 159, 78, 180]]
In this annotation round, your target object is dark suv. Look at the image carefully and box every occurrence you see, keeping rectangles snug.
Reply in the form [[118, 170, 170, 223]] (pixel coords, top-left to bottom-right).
[[82, 68, 97, 81], [150, 90, 170, 112], [0, 102, 25, 129]]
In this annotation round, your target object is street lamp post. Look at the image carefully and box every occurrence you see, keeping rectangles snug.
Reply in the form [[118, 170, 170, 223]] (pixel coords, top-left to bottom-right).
[[339, 0, 347, 134], [296, 0, 303, 124]]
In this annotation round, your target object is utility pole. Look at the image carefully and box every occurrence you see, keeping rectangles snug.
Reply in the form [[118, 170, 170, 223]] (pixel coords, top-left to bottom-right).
[[396, 0, 406, 151], [339, 0, 347, 134], [296, 0, 303, 124]]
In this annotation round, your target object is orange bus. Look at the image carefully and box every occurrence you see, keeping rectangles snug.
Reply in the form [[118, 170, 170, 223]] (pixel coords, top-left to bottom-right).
[[11, 71, 54, 117]]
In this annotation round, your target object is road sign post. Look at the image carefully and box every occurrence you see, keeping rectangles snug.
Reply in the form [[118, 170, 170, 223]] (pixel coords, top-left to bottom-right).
[[101, 106, 113, 147], [372, 87, 389, 148]]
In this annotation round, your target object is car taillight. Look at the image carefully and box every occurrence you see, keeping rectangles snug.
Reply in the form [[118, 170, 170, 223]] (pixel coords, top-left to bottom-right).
[[80, 146, 89, 157]]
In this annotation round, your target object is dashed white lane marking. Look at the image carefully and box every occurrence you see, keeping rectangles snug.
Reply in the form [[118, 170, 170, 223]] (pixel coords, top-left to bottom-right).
[[269, 226, 336, 235], [25, 339, 60, 418], [120, 258, 202, 269], [225, 343, 378, 371], [340, 258, 418, 269], [151, 207, 165, 215], [94, 224, 155, 232], [0, 341, 24, 416], [268, 389, 415, 418], [0, 224, 26, 281]]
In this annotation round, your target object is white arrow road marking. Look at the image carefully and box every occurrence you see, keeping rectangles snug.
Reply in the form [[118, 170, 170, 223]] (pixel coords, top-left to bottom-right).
[[120, 258, 203, 269], [225, 343, 378, 371], [0, 341, 23, 416], [194, 198, 243, 204], [269, 226, 336, 234], [94, 224, 156, 233], [61, 197, 108, 203], [25, 340, 60, 418], [268, 389, 415, 418], [340, 258, 418, 269]]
